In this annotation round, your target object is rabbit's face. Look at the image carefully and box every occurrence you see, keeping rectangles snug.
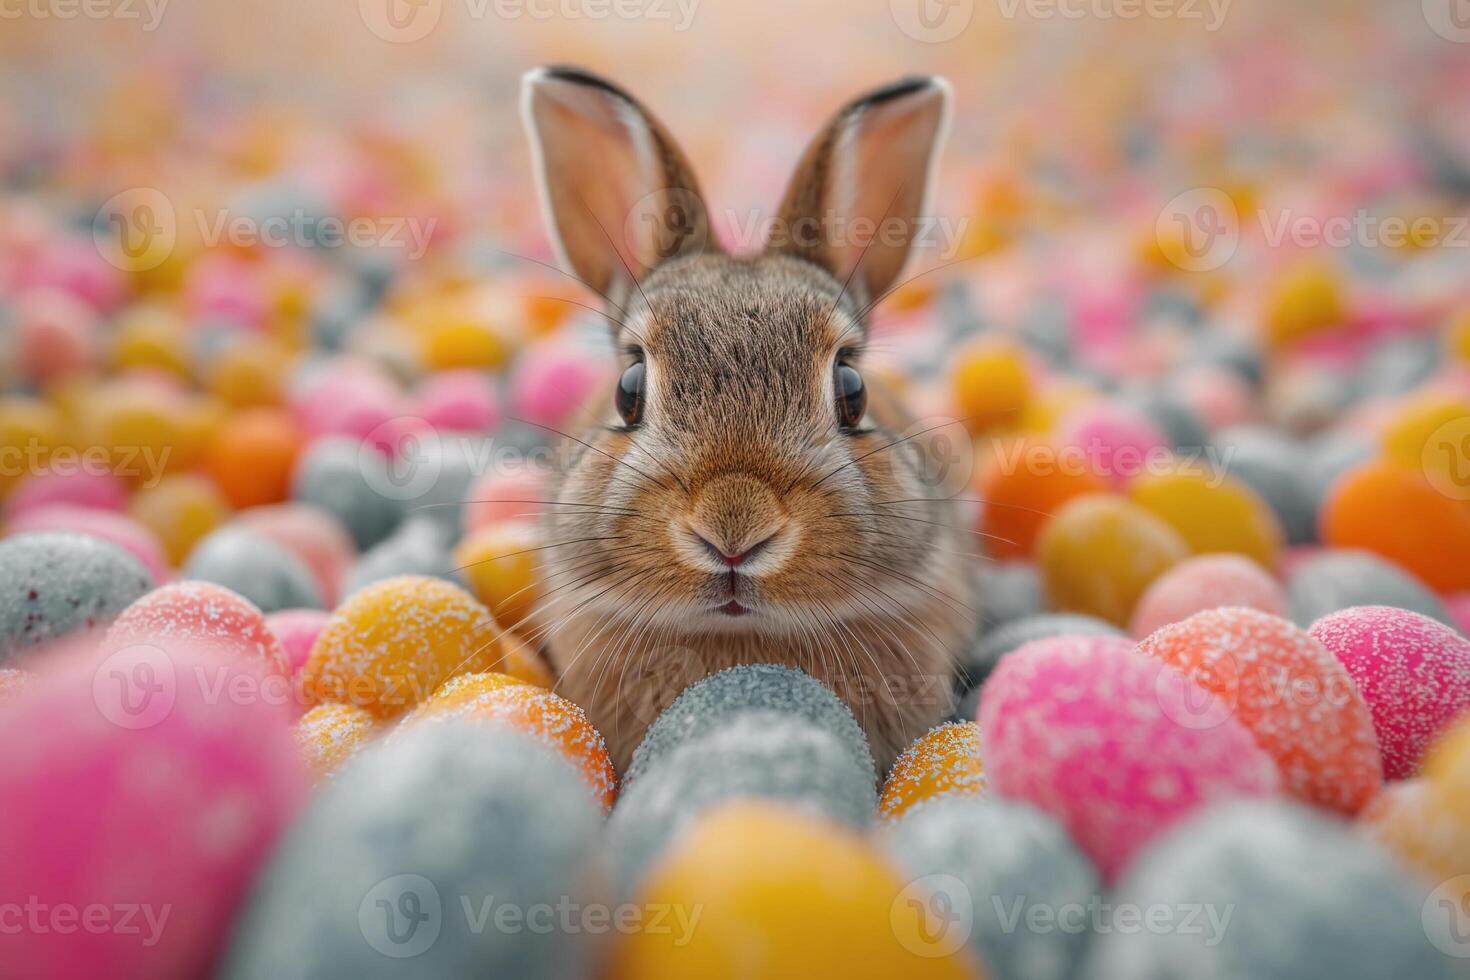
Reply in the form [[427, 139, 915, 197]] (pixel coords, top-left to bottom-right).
[[522, 66, 956, 640]]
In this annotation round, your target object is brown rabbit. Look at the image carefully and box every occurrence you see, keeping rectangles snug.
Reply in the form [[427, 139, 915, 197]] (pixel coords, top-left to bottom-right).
[[520, 66, 978, 774]]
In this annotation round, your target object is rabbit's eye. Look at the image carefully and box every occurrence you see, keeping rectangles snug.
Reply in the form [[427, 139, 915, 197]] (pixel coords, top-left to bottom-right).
[[835, 363, 866, 430], [616, 361, 646, 426]]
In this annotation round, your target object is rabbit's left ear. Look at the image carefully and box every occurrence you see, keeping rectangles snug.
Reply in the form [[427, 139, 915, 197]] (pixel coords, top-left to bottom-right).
[[768, 77, 951, 308], [522, 66, 715, 305]]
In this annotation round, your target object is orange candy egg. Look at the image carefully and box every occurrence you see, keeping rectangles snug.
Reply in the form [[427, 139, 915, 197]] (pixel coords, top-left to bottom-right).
[[878, 722, 987, 821]]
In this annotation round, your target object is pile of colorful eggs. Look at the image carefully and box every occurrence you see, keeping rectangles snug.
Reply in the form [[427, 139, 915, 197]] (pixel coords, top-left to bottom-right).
[[5, 4, 1470, 977]]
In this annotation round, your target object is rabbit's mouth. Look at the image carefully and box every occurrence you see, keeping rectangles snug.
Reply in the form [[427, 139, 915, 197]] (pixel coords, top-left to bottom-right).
[[715, 600, 750, 617]]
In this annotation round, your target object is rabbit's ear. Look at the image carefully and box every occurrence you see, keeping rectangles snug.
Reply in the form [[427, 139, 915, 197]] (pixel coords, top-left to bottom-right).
[[768, 77, 951, 308], [522, 66, 714, 303]]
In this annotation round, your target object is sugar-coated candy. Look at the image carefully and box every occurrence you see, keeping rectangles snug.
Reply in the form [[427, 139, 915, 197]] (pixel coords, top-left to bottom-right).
[[263, 608, 330, 677], [1311, 607, 1470, 780], [1037, 494, 1190, 627], [884, 797, 1100, 980], [0, 395, 65, 495], [183, 526, 325, 613], [0, 646, 306, 978], [1129, 468, 1284, 568], [1139, 607, 1382, 813], [220, 721, 607, 980], [608, 714, 878, 890], [608, 803, 982, 980], [1358, 779, 1469, 884], [4, 466, 127, 518], [1130, 554, 1286, 638], [294, 702, 378, 778], [1321, 461, 1470, 593], [413, 369, 500, 433], [6, 503, 171, 584], [0, 532, 153, 661], [1079, 800, 1456, 980], [961, 613, 1124, 689], [625, 663, 874, 788], [290, 436, 404, 550], [509, 339, 610, 429], [303, 575, 500, 718], [105, 580, 290, 676], [403, 675, 615, 810], [1286, 549, 1451, 627], [979, 634, 1279, 879], [878, 722, 987, 820]]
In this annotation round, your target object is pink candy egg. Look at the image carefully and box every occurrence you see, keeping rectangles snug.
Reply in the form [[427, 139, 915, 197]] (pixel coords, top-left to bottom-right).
[[509, 339, 610, 430], [182, 254, 268, 330], [1129, 554, 1287, 639], [6, 505, 171, 584], [0, 645, 306, 979], [14, 288, 99, 385], [978, 634, 1280, 880], [413, 370, 500, 434], [4, 469, 128, 519], [1057, 403, 1168, 490], [104, 581, 289, 677], [462, 469, 545, 533], [233, 504, 356, 607], [263, 608, 331, 677], [22, 236, 129, 312], [1310, 606, 1470, 781], [1168, 365, 1254, 430]]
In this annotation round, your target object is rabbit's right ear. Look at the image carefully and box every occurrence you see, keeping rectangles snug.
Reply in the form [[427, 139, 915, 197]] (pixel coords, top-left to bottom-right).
[[521, 67, 715, 304]]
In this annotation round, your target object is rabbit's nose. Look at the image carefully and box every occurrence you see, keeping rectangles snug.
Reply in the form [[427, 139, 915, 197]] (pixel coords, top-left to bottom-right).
[[686, 474, 789, 571]]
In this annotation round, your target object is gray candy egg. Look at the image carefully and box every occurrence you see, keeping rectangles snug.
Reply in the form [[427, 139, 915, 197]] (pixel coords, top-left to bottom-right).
[[183, 526, 323, 613], [291, 436, 405, 551], [1287, 550, 1451, 627], [0, 532, 153, 662]]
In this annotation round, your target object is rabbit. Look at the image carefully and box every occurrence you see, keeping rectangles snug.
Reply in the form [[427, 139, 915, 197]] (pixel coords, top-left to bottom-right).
[[519, 65, 979, 775]]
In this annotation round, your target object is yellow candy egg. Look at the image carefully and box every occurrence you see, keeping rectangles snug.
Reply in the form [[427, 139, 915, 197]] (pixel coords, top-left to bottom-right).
[[0, 397, 66, 495], [1128, 468, 1283, 568], [879, 722, 987, 821], [1381, 393, 1470, 473], [1038, 493, 1190, 627], [1263, 263, 1344, 346], [205, 336, 291, 408], [304, 576, 502, 719], [295, 702, 378, 779], [422, 318, 509, 371], [607, 802, 984, 980], [453, 520, 541, 632], [950, 339, 1030, 435], [1359, 779, 1468, 884], [498, 630, 556, 688], [110, 304, 190, 378], [128, 474, 233, 565]]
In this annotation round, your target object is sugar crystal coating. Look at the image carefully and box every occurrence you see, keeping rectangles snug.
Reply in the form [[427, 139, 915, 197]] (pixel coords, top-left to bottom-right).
[[878, 722, 987, 820]]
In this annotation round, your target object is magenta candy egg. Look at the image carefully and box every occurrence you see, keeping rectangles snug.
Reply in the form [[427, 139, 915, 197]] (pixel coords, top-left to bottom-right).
[[1129, 554, 1286, 639], [104, 581, 289, 678], [462, 469, 545, 532], [1445, 594, 1470, 637], [263, 608, 330, 678], [14, 288, 99, 385], [978, 634, 1280, 880], [7, 505, 171, 584], [1310, 606, 1470, 781], [1058, 403, 1168, 490], [234, 504, 356, 606], [510, 340, 611, 430], [0, 645, 307, 979], [413, 370, 500, 433], [4, 468, 128, 519]]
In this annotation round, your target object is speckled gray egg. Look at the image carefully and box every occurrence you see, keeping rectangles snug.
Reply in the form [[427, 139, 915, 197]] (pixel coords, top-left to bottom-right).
[[1078, 799, 1457, 980], [883, 796, 1101, 980], [1287, 549, 1451, 627], [0, 532, 153, 662], [1214, 427, 1317, 545], [219, 720, 607, 980], [608, 713, 877, 892], [342, 516, 461, 598], [183, 526, 323, 613], [624, 663, 873, 788], [291, 436, 404, 550]]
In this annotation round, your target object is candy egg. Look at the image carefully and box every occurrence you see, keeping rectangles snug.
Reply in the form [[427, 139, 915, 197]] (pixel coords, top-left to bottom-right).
[[128, 474, 233, 566], [1058, 402, 1168, 490], [413, 369, 500, 433], [961, 613, 1124, 689], [883, 797, 1100, 980], [290, 436, 404, 550], [1129, 468, 1284, 567], [462, 469, 545, 533], [0, 395, 65, 495], [1037, 494, 1190, 627], [1213, 426, 1318, 545], [14, 287, 99, 384], [979, 634, 1279, 879], [294, 702, 378, 778], [1321, 461, 1470, 593], [263, 607, 331, 679], [1129, 554, 1287, 639], [1079, 800, 1454, 980], [978, 439, 1107, 560], [878, 722, 987, 820], [0, 646, 305, 978], [205, 407, 303, 509], [105, 580, 290, 677], [0, 532, 153, 662], [4, 467, 127, 519], [509, 339, 611, 430], [1139, 607, 1381, 812], [303, 575, 501, 718], [625, 663, 874, 788], [1358, 779, 1468, 884], [183, 526, 324, 613], [1286, 549, 1450, 626], [454, 519, 541, 632], [341, 516, 459, 596], [1311, 607, 1470, 780], [235, 503, 356, 607], [6, 504, 171, 584], [951, 337, 1031, 434], [219, 721, 607, 980]]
